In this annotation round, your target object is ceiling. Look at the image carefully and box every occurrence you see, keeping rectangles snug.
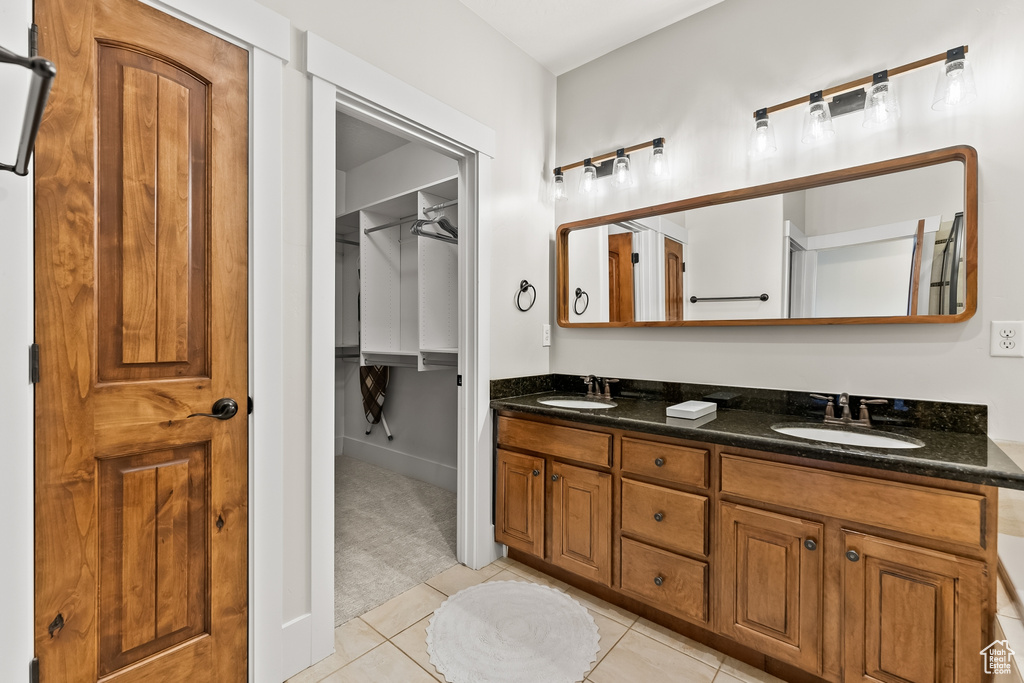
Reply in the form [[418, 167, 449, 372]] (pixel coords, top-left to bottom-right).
[[457, 0, 725, 75], [336, 113, 410, 172]]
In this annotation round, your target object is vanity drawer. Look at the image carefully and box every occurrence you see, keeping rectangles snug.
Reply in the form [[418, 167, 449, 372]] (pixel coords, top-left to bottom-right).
[[720, 454, 986, 549], [621, 479, 707, 556], [498, 416, 612, 467], [620, 537, 707, 624], [621, 437, 708, 488]]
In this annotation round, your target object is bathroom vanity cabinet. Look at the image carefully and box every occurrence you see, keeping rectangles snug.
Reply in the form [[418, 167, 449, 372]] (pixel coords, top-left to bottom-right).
[[494, 411, 997, 683]]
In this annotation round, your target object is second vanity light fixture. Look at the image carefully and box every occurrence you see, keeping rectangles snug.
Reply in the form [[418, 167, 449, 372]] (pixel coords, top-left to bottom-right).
[[553, 137, 667, 201], [749, 45, 974, 157]]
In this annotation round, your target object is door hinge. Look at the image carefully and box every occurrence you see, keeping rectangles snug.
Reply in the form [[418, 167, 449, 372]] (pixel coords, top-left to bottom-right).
[[29, 344, 39, 384], [29, 658, 39, 683], [247, 396, 253, 415], [29, 25, 39, 57], [456, 374, 463, 387], [631, 252, 640, 264], [682, 262, 686, 273]]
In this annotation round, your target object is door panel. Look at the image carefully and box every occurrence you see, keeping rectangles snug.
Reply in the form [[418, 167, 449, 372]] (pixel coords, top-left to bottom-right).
[[719, 503, 823, 675], [552, 462, 612, 586], [842, 531, 987, 683], [665, 237, 683, 321], [495, 450, 545, 557], [34, 0, 248, 680], [607, 232, 634, 323]]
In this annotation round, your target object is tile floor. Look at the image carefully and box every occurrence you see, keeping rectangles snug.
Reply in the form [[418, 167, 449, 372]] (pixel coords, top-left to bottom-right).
[[287, 556, 785, 683]]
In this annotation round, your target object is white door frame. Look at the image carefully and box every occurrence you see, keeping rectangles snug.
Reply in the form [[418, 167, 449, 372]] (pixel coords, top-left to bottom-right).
[[305, 31, 498, 670], [25, 1, 289, 681]]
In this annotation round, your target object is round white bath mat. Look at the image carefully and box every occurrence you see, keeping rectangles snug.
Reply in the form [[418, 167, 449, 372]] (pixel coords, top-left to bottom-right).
[[426, 580, 600, 683]]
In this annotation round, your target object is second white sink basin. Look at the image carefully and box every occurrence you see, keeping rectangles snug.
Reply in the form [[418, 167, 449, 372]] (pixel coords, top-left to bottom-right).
[[538, 398, 616, 409], [772, 425, 924, 449]]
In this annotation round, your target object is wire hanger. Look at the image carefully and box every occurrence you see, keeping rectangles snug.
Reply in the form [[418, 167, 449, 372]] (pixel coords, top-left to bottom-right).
[[0, 44, 56, 176]]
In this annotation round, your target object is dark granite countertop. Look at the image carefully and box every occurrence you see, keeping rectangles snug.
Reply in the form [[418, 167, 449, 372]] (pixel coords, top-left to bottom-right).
[[491, 391, 1024, 490]]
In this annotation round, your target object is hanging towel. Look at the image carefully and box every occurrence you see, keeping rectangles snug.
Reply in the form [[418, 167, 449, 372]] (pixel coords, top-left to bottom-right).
[[360, 365, 389, 425]]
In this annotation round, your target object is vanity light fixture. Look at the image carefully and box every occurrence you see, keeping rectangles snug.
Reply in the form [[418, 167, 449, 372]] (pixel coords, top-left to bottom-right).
[[648, 137, 669, 178], [552, 167, 567, 201], [578, 158, 598, 195], [863, 70, 900, 127], [933, 46, 976, 109], [552, 137, 667, 199], [750, 46, 971, 154], [611, 149, 633, 189], [748, 109, 777, 158], [801, 91, 835, 144]]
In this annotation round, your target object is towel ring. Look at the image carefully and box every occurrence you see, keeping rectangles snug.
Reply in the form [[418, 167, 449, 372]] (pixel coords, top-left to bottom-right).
[[573, 288, 589, 316], [515, 280, 536, 312]]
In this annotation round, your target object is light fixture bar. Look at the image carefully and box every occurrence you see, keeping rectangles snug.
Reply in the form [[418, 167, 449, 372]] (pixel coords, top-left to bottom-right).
[[760, 46, 968, 116], [556, 138, 665, 173]]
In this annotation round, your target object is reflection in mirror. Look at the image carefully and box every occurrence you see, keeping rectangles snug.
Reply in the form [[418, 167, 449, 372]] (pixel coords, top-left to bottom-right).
[[562, 153, 969, 325]]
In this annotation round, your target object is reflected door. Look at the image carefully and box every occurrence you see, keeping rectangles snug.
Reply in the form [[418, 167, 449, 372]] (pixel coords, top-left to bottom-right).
[[608, 232, 634, 323], [665, 238, 684, 321], [34, 0, 249, 679]]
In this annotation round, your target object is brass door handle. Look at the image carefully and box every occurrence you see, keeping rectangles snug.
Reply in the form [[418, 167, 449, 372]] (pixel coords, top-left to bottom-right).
[[188, 398, 239, 420]]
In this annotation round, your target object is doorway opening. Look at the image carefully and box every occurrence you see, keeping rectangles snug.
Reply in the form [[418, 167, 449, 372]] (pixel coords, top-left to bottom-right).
[[332, 111, 461, 624]]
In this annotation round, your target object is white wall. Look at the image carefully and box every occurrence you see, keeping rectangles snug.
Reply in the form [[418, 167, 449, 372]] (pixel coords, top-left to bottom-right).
[[253, 0, 556, 625], [0, 1, 36, 678], [567, 227, 610, 322], [553, 0, 1024, 442]]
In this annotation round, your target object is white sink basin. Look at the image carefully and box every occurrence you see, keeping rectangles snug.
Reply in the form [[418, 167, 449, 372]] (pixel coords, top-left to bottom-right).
[[538, 398, 616, 409], [772, 425, 924, 449]]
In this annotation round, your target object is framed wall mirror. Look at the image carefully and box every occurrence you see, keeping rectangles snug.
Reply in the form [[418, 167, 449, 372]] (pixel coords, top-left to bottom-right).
[[557, 146, 977, 327]]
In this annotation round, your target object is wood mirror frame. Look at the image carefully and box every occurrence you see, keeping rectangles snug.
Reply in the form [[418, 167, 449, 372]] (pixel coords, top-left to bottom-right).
[[556, 145, 977, 328]]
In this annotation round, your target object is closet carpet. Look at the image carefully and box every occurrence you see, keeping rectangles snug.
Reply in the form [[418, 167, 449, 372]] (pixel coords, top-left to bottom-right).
[[335, 455, 458, 625]]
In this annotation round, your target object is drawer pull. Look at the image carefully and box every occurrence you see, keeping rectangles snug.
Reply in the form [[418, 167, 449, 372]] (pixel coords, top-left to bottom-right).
[[654, 576, 664, 587], [653, 512, 664, 522], [654, 457, 665, 467], [804, 539, 817, 551], [532, 469, 540, 476], [846, 550, 860, 562]]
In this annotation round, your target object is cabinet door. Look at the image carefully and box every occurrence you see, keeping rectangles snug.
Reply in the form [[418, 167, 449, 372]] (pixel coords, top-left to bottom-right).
[[552, 462, 612, 586], [495, 449, 545, 557], [842, 531, 987, 683], [719, 503, 823, 675]]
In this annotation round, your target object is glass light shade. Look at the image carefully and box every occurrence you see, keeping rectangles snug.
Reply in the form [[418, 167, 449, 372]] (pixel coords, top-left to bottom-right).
[[801, 98, 835, 144], [863, 80, 900, 128], [611, 152, 632, 189], [748, 115, 777, 158], [933, 58, 977, 109], [552, 172, 567, 201], [648, 142, 669, 178], [578, 161, 597, 194]]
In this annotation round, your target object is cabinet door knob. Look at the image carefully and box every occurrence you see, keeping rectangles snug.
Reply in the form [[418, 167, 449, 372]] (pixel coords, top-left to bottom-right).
[[654, 458, 665, 467], [654, 576, 664, 586], [846, 550, 860, 562], [551, 474, 559, 481], [804, 539, 817, 551], [653, 512, 664, 522], [532, 469, 540, 476]]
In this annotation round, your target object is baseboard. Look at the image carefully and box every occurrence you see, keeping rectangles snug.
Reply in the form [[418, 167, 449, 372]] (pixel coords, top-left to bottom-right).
[[281, 613, 313, 680], [341, 436, 457, 492]]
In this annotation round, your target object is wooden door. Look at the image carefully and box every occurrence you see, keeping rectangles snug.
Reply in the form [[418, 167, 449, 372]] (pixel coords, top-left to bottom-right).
[[34, 0, 249, 680], [842, 531, 987, 683], [552, 462, 612, 586], [495, 450, 545, 558], [665, 237, 684, 321], [607, 232, 634, 323], [719, 503, 823, 675]]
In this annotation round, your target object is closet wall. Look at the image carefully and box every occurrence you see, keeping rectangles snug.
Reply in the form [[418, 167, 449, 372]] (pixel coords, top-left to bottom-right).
[[335, 117, 460, 491]]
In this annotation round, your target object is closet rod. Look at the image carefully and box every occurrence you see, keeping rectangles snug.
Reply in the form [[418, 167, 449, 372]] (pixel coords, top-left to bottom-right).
[[423, 199, 458, 213], [335, 237, 358, 246], [364, 213, 418, 234]]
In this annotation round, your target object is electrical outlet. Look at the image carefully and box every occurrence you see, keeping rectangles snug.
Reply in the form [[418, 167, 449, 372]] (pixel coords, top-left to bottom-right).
[[991, 321, 1024, 357], [542, 324, 551, 347]]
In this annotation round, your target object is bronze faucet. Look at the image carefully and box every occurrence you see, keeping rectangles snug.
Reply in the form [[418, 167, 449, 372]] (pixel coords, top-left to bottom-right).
[[810, 392, 888, 427]]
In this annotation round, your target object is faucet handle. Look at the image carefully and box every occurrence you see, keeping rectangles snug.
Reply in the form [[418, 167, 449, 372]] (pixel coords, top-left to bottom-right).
[[860, 398, 888, 405], [810, 393, 834, 402], [810, 393, 836, 420]]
